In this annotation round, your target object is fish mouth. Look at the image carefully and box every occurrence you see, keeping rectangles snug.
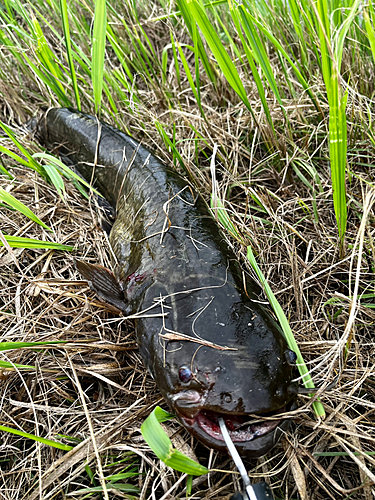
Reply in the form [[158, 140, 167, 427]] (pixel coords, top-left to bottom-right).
[[176, 406, 289, 457], [196, 409, 283, 442]]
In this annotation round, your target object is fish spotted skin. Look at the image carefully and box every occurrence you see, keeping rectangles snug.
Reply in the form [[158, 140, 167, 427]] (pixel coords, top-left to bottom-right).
[[36, 108, 296, 457]]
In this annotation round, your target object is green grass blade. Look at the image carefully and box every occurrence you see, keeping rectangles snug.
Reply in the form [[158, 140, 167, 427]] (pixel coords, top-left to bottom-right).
[[0, 121, 42, 173], [187, 0, 251, 110], [329, 86, 348, 244], [32, 153, 101, 196], [153, 406, 175, 423], [60, 0, 81, 110], [334, 0, 361, 71], [186, 475, 193, 495], [92, 0, 107, 114], [0, 360, 36, 370], [0, 144, 35, 170], [106, 26, 134, 85], [210, 197, 241, 241], [363, 3, 375, 64], [171, 31, 181, 87], [176, 0, 216, 84], [238, 3, 284, 111], [0, 424, 73, 451], [176, 41, 205, 120], [141, 407, 209, 475], [42, 163, 65, 200], [241, 11, 321, 114], [0, 159, 13, 178], [154, 121, 186, 172], [2, 235, 73, 250], [134, 19, 161, 78], [246, 246, 325, 418], [106, 472, 139, 481], [309, 0, 350, 245], [9, 0, 34, 34], [363, 0, 375, 61], [315, 0, 332, 91], [229, 4, 276, 138], [117, 22, 153, 83], [71, 484, 140, 494], [287, 0, 308, 66], [191, 17, 202, 114], [0, 187, 51, 231], [0, 341, 67, 351], [141, 407, 173, 456], [162, 43, 168, 84], [207, 1, 243, 60], [30, 16, 71, 107], [149, 0, 228, 22], [20, 51, 69, 105]]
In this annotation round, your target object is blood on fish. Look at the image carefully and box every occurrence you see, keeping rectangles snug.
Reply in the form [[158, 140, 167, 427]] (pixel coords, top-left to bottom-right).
[[126, 272, 147, 283]]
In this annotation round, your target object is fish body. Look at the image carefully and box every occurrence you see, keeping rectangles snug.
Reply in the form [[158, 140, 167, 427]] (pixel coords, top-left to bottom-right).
[[36, 108, 295, 457]]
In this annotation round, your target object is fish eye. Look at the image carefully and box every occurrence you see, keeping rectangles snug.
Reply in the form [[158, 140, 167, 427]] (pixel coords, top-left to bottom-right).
[[285, 349, 297, 365], [179, 366, 192, 383]]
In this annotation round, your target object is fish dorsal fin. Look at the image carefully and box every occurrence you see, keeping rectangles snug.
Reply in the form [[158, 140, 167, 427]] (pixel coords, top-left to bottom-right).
[[75, 260, 130, 313]]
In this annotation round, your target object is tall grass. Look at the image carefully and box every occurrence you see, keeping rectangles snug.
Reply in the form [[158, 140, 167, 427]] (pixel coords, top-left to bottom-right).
[[92, 0, 107, 113], [60, 0, 81, 110], [180, 0, 363, 246]]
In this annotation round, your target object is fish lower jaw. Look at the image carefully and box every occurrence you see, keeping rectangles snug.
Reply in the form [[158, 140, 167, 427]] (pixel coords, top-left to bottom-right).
[[178, 408, 284, 444], [197, 410, 281, 442]]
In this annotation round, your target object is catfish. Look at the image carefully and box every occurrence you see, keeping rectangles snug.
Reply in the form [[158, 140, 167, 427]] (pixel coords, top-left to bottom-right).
[[34, 108, 297, 457]]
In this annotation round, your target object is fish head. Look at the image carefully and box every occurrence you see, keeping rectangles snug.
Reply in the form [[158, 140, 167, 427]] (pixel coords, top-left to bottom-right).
[[156, 302, 297, 457]]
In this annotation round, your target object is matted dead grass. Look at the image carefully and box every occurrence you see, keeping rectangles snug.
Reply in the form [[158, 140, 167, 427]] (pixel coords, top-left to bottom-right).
[[1, 90, 375, 500]]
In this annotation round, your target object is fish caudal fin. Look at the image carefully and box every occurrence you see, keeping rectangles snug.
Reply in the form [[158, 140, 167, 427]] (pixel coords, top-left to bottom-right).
[[75, 260, 130, 313]]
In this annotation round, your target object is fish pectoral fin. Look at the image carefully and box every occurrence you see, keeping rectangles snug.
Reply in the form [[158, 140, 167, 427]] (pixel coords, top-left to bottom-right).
[[75, 259, 130, 313]]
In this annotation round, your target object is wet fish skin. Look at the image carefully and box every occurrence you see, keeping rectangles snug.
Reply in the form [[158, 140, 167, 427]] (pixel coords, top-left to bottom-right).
[[36, 108, 295, 457]]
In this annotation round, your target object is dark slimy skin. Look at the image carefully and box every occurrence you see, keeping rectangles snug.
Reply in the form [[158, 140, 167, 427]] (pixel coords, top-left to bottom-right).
[[36, 108, 296, 457]]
